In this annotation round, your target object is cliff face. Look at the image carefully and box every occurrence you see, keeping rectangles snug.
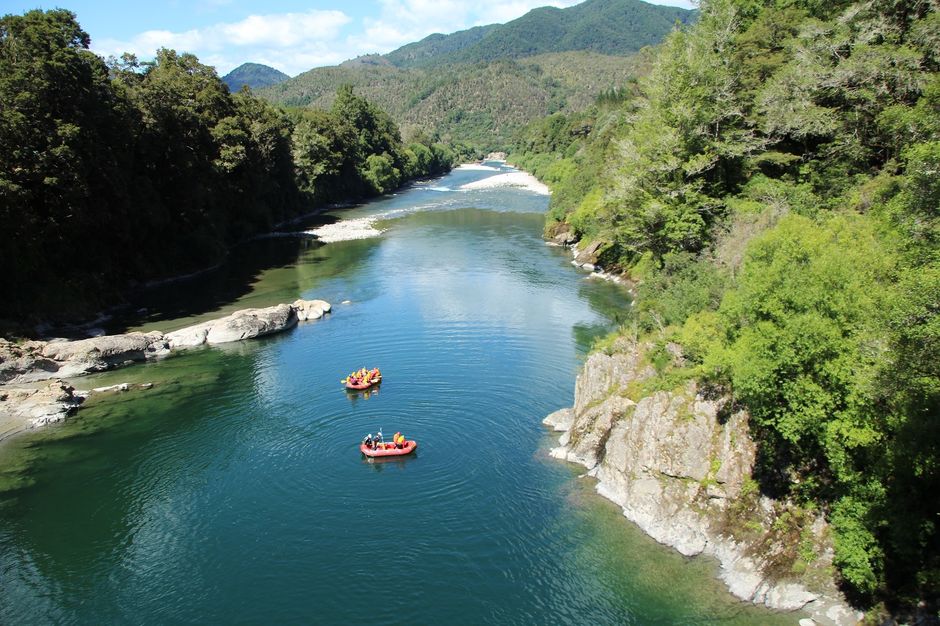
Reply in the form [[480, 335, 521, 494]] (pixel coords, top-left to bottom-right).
[[544, 339, 860, 626]]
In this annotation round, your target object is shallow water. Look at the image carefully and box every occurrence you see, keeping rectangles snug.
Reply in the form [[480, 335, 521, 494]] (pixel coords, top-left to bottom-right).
[[0, 164, 799, 624]]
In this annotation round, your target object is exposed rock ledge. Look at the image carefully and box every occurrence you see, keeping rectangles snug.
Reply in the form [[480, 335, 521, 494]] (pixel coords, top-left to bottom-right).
[[0, 299, 330, 436], [543, 338, 861, 626]]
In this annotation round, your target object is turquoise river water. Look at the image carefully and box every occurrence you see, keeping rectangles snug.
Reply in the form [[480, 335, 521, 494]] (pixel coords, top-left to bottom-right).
[[0, 164, 800, 624]]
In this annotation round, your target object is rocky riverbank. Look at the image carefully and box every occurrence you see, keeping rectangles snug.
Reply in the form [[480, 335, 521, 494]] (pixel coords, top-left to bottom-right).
[[0, 299, 330, 439], [543, 337, 861, 626]]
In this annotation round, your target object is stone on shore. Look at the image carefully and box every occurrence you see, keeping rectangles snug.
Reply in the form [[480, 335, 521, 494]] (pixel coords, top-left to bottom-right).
[[0, 380, 84, 429], [0, 298, 331, 436], [167, 300, 330, 348], [41, 331, 167, 372], [0, 338, 56, 384], [459, 172, 550, 195], [164, 323, 212, 349], [0, 332, 167, 383], [573, 240, 603, 267], [205, 303, 296, 344]]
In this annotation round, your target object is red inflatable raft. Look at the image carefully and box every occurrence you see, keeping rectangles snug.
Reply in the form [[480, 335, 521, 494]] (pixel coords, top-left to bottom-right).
[[345, 374, 382, 390], [360, 440, 417, 457]]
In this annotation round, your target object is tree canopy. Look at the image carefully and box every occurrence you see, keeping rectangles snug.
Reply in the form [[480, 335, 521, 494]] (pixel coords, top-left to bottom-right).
[[0, 9, 454, 325], [512, 0, 940, 613]]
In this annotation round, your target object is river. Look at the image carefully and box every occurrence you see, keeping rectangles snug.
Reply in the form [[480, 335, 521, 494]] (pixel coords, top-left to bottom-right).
[[0, 163, 797, 624]]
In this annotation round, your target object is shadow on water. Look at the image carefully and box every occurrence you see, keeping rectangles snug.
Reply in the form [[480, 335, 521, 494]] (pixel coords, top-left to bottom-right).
[[570, 272, 634, 355], [578, 278, 633, 326], [103, 232, 382, 334], [0, 344, 269, 608], [344, 387, 381, 403]]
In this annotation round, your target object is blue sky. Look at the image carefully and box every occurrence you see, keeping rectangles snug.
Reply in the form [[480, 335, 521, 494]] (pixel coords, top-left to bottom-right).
[[3, 0, 697, 76]]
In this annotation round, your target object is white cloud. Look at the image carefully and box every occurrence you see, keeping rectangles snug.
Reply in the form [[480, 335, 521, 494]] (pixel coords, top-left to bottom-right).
[[348, 0, 582, 58], [92, 9, 352, 76], [472, 0, 582, 25], [88, 0, 690, 78]]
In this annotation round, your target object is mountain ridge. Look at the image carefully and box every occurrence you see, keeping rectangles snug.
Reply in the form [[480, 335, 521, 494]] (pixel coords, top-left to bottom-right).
[[259, 0, 690, 148], [384, 0, 693, 68]]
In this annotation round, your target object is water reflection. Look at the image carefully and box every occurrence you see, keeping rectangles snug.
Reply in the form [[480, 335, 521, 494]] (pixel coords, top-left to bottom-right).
[[362, 455, 417, 471], [0, 343, 274, 624], [345, 387, 381, 403]]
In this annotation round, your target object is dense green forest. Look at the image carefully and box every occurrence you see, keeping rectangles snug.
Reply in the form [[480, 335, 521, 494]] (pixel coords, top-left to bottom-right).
[[0, 10, 454, 326], [262, 51, 645, 150], [512, 0, 940, 615], [222, 62, 290, 91], [384, 0, 695, 68], [260, 0, 688, 149]]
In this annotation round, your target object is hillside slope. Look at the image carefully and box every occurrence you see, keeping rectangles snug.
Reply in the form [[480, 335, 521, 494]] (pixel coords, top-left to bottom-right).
[[448, 0, 694, 65], [261, 0, 685, 148], [261, 51, 645, 148], [385, 0, 692, 68], [222, 62, 289, 91]]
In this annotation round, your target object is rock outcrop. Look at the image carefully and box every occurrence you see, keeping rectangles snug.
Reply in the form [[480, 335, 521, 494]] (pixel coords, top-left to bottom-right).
[[0, 380, 84, 432], [0, 299, 331, 437], [40, 331, 169, 379], [1, 299, 331, 385], [544, 338, 860, 626], [165, 302, 303, 348], [573, 239, 603, 268], [544, 221, 578, 247]]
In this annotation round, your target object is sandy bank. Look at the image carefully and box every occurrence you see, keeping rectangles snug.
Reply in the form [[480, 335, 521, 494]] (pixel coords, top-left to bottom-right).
[[305, 217, 386, 243], [459, 172, 550, 195]]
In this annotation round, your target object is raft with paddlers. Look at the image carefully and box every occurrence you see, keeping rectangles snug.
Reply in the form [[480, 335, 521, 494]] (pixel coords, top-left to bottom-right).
[[361, 431, 415, 457], [360, 439, 417, 457], [343, 367, 382, 390]]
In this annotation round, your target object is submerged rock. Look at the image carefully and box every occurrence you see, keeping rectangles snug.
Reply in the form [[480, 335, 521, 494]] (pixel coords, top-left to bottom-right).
[[293, 299, 331, 321]]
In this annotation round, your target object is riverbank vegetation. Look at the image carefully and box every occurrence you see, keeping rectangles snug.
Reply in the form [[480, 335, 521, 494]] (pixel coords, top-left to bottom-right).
[[512, 0, 940, 616], [0, 9, 455, 327]]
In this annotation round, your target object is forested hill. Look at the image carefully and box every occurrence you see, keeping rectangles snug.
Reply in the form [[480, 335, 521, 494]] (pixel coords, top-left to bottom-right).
[[511, 0, 940, 617], [384, 0, 694, 68], [260, 0, 689, 149], [222, 62, 289, 91], [0, 10, 454, 327], [261, 50, 646, 150], [385, 25, 499, 68]]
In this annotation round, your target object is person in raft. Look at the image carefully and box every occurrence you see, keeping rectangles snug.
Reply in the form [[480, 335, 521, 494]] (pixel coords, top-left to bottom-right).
[[393, 431, 402, 449], [363, 433, 374, 449]]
